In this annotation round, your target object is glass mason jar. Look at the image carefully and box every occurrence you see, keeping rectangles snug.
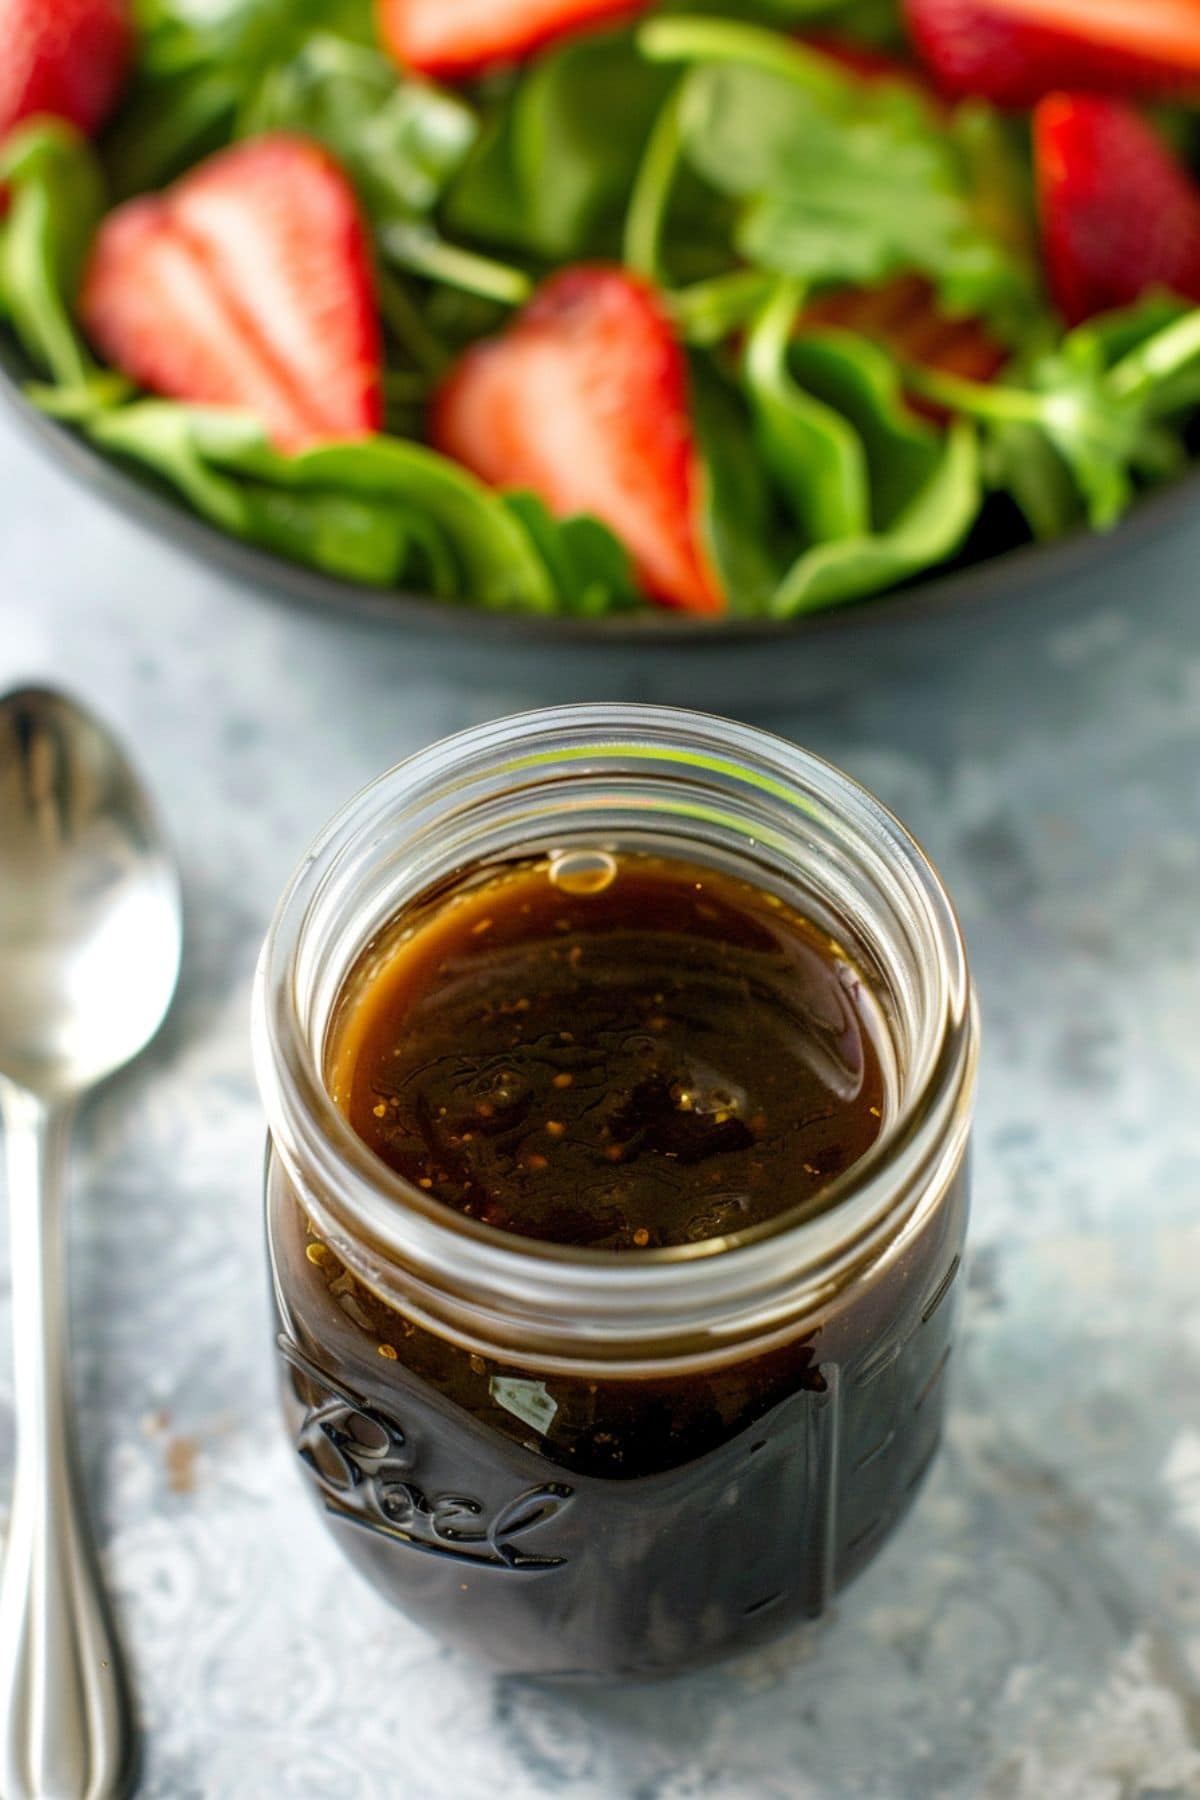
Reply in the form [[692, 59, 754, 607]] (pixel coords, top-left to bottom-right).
[[253, 706, 977, 1680]]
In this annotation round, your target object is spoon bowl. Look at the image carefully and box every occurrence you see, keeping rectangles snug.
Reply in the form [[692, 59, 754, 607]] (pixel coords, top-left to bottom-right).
[[0, 688, 181, 1098]]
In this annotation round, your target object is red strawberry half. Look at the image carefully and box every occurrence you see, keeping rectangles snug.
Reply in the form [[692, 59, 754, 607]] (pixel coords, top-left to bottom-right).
[[82, 135, 384, 453], [1035, 94, 1200, 325], [433, 267, 724, 614], [0, 0, 133, 138], [904, 0, 1200, 108], [377, 0, 653, 81]]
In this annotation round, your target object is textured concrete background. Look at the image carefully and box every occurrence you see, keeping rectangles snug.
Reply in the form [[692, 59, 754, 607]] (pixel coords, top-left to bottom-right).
[[2, 405, 1199, 1798]]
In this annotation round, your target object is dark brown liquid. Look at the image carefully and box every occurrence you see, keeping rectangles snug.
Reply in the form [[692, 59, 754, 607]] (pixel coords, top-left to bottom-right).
[[329, 852, 887, 1249]]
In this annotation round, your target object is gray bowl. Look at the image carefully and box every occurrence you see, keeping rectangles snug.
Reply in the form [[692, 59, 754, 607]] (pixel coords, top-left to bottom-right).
[[5, 332, 1197, 708]]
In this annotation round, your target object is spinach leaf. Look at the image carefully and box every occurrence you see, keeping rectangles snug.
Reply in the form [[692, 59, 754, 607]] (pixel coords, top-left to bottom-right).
[[642, 17, 851, 99], [711, 76, 1026, 317], [691, 360, 788, 616], [238, 485, 412, 585], [790, 333, 956, 525], [106, 0, 376, 192], [234, 15, 534, 304], [0, 123, 111, 393], [81, 402, 560, 604], [209, 433, 559, 608], [983, 423, 1083, 542], [1027, 335, 1179, 529], [133, 0, 375, 68], [503, 495, 643, 615], [641, 18, 1036, 333], [88, 403, 261, 532], [445, 32, 673, 263], [770, 418, 980, 615], [735, 303, 983, 614], [669, 269, 777, 346], [1095, 299, 1200, 394], [239, 33, 478, 226], [743, 282, 972, 567], [743, 282, 869, 541], [910, 299, 1200, 534], [100, 68, 238, 197]]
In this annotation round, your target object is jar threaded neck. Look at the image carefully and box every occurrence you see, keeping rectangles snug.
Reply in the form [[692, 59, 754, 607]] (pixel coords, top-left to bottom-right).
[[254, 706, 977, 1369]]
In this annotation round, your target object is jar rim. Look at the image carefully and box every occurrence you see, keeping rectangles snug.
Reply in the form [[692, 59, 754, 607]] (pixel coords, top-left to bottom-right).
[[253, 705, 977, 1364]]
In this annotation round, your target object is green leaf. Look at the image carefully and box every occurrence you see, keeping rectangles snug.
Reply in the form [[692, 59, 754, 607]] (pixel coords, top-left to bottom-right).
[[503, 494, 643, 615], [641, 17, 851, 100], [108, 0, 379, 192], [130, 0, 377, 82], [446, 31, 673, 263], [377, 270, 453, 376], [23, 374, 136, 419], [669, 269, 777, 346], [623, 77, 740, 288], [983, 422, 1083, 542], [1104, 299, 1200, 400], [236, 485, 412, 585], [0, 122, 107, 389], [910, 298, 1200, 534], [87, 402, 260, 531], [691, 360, 788, 616], [102, 68, 240, 197], [110, 0, 491, 295], [743, 283, 869, 542], [419, 283, 513, 356], [210, 434, 559, 610], [77, 400, 559, 603], [743, 285, 966, 565], [239, 33, 478, 225], [727, 80, 1024, 315], [788, 332, 952, 526], [643, 20, 1035, 332], [737, 305, 985, 615], [770, 418, 980, 615], [1028, 346, 1151, 529]]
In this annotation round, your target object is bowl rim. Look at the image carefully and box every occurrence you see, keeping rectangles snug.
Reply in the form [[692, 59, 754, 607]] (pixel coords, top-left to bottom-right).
[[3, 345, 1197, 649]]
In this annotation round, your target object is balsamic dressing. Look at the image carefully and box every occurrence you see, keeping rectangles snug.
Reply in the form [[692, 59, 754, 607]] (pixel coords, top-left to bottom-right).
[[329, 851, 888, 1250]]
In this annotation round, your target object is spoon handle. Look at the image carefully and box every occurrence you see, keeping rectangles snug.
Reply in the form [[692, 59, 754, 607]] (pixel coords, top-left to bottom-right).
[[0, 1086, 135, 1800]]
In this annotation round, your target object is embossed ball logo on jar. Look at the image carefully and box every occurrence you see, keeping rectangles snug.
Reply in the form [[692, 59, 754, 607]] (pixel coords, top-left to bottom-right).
[[280, 1339, 574, 1570]]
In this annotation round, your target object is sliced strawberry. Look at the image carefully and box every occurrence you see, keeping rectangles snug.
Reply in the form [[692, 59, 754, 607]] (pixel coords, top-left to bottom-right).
[[0, 0, 132, 138], [804, 275, 1007, 382], [432, 267, 724, 614], [377, 0, 653, 80], [1035, 95, 1200, 325], [904, 0, 1200, 108], [82, 135, 384, 453]]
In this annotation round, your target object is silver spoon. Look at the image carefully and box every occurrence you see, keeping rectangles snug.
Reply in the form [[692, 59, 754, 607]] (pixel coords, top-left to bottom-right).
[[0, 688, 182, 1800]]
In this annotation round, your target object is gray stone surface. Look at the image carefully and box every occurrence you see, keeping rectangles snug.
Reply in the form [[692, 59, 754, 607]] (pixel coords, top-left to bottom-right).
[[1, 406, 1199, 1799]]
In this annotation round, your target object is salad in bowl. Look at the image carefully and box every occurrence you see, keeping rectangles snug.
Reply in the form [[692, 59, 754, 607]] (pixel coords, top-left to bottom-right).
[[4, 0, 1200, 624]]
